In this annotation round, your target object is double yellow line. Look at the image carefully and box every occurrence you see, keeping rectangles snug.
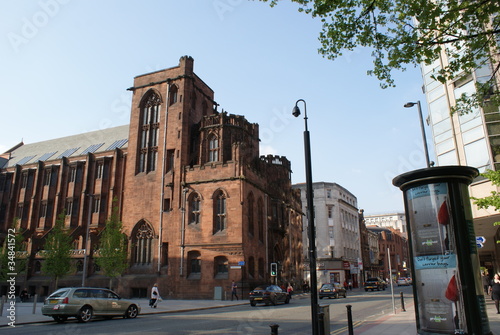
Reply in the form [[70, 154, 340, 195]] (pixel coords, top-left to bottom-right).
[[330, 320, 364, 334]]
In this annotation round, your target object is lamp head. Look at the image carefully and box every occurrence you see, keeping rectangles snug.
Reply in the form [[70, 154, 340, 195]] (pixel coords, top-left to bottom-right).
[[404, 102, 416, 108], [292, 106, 301, 117]]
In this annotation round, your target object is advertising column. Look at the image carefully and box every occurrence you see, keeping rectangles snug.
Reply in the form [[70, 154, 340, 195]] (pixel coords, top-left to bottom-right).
[[393, 166, 490, 335]]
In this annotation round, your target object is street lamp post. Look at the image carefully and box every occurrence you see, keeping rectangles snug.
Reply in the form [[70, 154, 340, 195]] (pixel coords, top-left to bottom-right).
[[293, 99, 319, 335], [404, 101, 431, 168], [82, 193, 93, 287]]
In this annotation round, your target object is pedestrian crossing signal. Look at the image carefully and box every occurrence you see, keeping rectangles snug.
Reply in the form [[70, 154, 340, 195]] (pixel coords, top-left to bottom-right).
[[270, 263, 277, 276]]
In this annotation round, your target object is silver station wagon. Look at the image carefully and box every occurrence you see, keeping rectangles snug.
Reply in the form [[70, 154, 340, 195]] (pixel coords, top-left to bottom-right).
[[41, 287, 140, 323]]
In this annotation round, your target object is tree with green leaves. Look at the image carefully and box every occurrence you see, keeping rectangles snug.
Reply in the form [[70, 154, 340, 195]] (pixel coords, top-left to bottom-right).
[[0, 218, 26, 282], [472, 170, 500, 233], [261, 0, 500, 112], [95, 202, 128, 290], [42, 212, 72, 289]]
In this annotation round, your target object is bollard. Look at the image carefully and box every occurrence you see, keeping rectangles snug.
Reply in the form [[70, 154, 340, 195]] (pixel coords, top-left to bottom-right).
[[269, 323, 279, 335], [318, 311, 325, 335], [32, 294, 38, 314], [400, 291, 406, 312], [346, 304, 354, 335], [0, 295, 5, 317]]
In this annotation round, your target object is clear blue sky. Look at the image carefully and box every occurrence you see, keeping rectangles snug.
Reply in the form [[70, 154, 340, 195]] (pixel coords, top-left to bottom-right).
[[0, 1, 430, 214]]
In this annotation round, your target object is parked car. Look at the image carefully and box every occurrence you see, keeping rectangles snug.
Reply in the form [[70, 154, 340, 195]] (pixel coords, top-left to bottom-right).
[[249, 285, 290, 306], [364, 277, 387, 291], [41, 287, 140, 323], [397, 277, 409, 286], [319, 283, 347, 299]]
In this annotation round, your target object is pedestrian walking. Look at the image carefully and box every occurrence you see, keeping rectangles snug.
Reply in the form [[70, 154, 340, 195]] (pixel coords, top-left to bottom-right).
[[287, 283, 294, 299], [20, 288, 28, 303], [482, 272, 490, 295], [150, 283, 161, 308], [348, 280, 353, 291], [231, 280, 238, 301], [490, 274, 500, 314]]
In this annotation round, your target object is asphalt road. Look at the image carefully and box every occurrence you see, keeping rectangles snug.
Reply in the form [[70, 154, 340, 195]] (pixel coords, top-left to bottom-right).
[[2, 286, 413, 335]]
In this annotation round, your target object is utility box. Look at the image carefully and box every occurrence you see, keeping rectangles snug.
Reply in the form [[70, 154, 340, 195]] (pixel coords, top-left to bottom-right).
[[213, 286, 223, 300], [319, 305, 330, 335], [393, 166, 490, 334]]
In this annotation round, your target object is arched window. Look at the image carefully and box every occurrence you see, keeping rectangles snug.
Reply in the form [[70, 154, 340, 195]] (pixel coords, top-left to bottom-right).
[[248, 256, 255, 278], [258, 258, 265, 279], [187, 251, 201, 279], [189, 193, 201, 225], [247, 193, 255, 237], [133, 221, 154, 265], [213, 190, 226, 234], [257, 198, 264, 242], [169, 85, 178, 106], [202, 101, 208, 116], [208, 134, 219, 162], [138, 91, 161, 173], [214, 256, 228, 279], [72, 238, 80, 250]]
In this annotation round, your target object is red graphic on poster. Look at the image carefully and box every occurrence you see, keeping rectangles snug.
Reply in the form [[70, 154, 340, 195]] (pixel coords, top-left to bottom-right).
[[438, 200, 450, 225], [445, 275, 459, 302]]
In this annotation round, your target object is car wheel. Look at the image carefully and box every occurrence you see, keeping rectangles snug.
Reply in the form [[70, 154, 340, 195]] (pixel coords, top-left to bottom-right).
[[250, 301, 256, 307], [77, 306, 93, 323], [364, 289, 368, 292], [319, 296, 323, 299], [125, 305, 139, 319], [53, 316, 68, 323]]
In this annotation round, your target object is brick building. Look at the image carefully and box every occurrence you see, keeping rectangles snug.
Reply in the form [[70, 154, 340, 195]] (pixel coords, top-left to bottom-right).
[[358, 209, 381, 283], [0, 56, 303, 299], [366, 225, 410, 281]]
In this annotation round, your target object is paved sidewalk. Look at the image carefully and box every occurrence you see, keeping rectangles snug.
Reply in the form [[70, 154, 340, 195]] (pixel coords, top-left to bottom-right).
[[2, 292, 500, 334], [353, 296, 500, 335]]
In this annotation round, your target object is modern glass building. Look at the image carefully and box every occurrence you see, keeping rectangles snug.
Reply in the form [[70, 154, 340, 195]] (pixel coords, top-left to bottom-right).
[[422, 52, 500, 273], [423, 59, 499, 171]]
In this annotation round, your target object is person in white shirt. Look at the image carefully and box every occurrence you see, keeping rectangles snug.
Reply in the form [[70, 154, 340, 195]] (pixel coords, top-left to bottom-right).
[[150, 283, 160, 308]]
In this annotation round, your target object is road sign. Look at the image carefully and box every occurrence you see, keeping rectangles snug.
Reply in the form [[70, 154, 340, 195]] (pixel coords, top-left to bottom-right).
[[238, 261, 245, 266], [476, 236, 486, 244]]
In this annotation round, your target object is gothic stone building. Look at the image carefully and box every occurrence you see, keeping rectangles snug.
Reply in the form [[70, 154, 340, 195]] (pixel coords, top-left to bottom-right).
[[0, 56, 303, 299]]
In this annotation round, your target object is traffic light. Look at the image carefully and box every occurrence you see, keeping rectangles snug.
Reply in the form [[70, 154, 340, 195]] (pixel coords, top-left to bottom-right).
[[270, 263, 277, 276]]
